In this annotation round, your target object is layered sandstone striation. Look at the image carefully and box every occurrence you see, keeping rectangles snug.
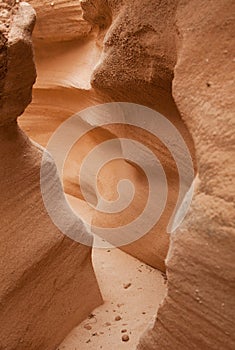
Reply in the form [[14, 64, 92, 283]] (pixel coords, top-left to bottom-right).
[[0, 2, 102, 349], [27, 0, 92, 42]]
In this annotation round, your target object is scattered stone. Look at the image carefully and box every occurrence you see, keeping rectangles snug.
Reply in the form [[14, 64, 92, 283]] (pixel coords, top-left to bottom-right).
[[84, 324, 92, 330], [117, 303, 124, 308], [123, 283, 132, 289], [122, 334, 130, 342], [115, 315, 122, 321]]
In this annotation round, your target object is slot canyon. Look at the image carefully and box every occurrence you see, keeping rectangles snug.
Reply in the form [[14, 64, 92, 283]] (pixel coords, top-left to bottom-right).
[[0, 0, 234, 349]]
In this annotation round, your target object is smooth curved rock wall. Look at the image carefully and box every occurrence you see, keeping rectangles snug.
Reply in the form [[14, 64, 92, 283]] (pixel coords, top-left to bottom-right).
[[0, 2, 102, 348]]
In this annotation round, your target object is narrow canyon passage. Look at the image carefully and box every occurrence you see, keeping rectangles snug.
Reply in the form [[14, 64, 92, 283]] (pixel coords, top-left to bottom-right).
[[19, 32, 197, 267], [1, 1, 234, 350], [18, 29, 195, 349]]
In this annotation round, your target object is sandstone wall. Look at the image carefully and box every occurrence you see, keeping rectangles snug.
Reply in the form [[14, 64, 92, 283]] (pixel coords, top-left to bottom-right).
[[139, 0, 235, 349]]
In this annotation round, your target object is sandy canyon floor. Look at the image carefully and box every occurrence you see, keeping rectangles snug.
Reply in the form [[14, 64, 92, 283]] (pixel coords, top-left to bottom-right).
[[58, 244, 166, 350]]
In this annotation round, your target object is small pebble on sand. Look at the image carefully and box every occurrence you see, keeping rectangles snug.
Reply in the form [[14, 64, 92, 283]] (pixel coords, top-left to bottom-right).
[[122, 334, 130, 342], [84, 324, 92, 330], [117, 303, 124, 308], [115, 315, 122, 321]]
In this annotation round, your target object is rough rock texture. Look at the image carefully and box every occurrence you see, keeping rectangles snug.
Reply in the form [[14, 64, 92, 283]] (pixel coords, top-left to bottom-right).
[[82, 0, 235, 349], [81, 0, 112, 30], [0, 2, 102, 349], [27, 0, 92, 42], [0, 1, 36, 124], [87, 0, 177, 104]]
